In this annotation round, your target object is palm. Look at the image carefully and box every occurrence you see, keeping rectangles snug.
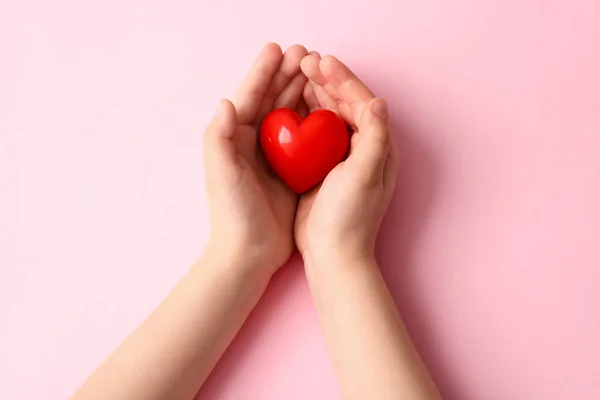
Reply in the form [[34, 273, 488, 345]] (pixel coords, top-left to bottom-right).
[[226, 43, 312, 268], [295, 164, 345, 252], [231, 123, 297, 266]]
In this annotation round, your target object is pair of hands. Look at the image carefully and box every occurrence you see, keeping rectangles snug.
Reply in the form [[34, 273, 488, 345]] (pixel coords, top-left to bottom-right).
[[203, 43, 399, 277]]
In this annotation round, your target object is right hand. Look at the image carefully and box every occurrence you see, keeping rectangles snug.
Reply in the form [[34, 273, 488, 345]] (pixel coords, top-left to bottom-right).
[[294, 54, 400, 266]]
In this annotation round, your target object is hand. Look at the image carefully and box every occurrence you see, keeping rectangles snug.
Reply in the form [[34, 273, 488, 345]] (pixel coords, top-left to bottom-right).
[[203, 43, 309, 275], [294, 54, 400, 266]]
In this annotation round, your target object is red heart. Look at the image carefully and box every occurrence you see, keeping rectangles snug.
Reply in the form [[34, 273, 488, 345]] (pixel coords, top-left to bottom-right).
[[260, 108, 349, 193]]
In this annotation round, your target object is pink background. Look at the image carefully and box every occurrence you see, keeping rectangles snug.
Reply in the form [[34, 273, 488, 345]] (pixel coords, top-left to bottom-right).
[[2, 0, 600, 399]]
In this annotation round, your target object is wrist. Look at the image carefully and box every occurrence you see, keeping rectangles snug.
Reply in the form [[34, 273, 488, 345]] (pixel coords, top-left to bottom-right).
[[301, 249, 380, 295], [301, 247, 376, 273], [200, 242, 275, 285]]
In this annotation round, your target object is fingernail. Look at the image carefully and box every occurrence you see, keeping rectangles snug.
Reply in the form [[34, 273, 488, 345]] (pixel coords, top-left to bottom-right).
[[372, 99, 388, 119]]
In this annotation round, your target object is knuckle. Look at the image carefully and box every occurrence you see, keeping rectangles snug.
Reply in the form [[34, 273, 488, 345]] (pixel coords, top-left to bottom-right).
[[356, 175, 376, 188], [369, 128, 391, 147]]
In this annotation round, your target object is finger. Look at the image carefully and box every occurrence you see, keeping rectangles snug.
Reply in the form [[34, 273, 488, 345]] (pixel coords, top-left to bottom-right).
[[349, 98, 390, 184], [274, 72, 308, 109], [313, 83, 339, 113], [302, 54, 343, 103], [232, 43, 283, 125], [256, 44, 308, 122], [319, 55, 375, 126], [303, 80, 320, 112], [301, 52, 323, 112], [302, 54, 367, 126], [300, 53, 327, 85], [301, 52, 339, 113], [297, 98, 309, 118], [204, 99, 238, 164], [383, 133, 400, 189], [349, 132, 361, 155]]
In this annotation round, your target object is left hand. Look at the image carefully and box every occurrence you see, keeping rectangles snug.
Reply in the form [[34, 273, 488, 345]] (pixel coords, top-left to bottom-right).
[[203, 43, 309, 275], [294, 54, 400, 267]]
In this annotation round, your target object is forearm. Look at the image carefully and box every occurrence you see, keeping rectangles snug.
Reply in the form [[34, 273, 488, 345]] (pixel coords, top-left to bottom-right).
[[305, 253, 441, 400], [72, 253, 270, 400]]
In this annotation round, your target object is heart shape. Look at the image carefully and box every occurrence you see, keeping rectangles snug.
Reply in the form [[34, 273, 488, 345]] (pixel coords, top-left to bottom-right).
[[260, 108, 349, 193]]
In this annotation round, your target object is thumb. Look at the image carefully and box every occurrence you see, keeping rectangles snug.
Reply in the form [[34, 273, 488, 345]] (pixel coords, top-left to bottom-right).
[[204, 99, 238, 164], [350, 98, 390, 184], [206, 99, 238, 140]]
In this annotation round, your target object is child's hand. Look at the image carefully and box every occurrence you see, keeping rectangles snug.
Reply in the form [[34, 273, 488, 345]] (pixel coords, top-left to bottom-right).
[[294, 54, 400, 266], [203, 43, 309, 275]]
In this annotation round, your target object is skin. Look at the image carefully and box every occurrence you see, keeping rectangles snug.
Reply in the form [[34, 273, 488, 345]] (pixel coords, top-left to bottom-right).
[[71, 43, 440, 400], [297, 53, 442, 400]]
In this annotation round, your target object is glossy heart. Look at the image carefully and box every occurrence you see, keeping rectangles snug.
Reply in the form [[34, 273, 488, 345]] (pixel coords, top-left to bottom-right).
[[260, 108, 349, 193]]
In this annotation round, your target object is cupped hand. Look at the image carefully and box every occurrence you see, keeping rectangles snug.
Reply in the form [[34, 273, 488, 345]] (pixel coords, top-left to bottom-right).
[[294, 54, 400, 266], [203, 43, 310, 275]]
